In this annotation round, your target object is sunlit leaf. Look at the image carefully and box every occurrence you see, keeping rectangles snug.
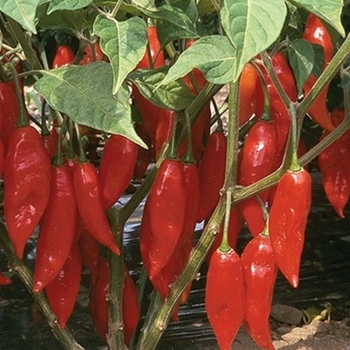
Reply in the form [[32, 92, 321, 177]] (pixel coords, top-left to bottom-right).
[[34, 62, 145, 146], [47, 0, 92, 13]]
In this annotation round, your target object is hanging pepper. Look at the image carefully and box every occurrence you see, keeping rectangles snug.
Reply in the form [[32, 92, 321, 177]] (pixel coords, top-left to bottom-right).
[[45, 244, 82, 329], [268, 167, 312, 288], [303, 13, 334, 131], [205, 248, 245, 350], [207, 206, 243, 261], [238, 119, 278, 236], [197, 130, 227, 222], [99, 134, 138, 210], [0, 82, 21, 149], [0, 271, 12, 285], [77, 228, 100, 286], [73, 158, 120, 255], [318, 109, 350, 218], [241, 232, 277, 350], [33, 161, 77, 293], [132, 26, 165, 145], [146, 158, 187, 279], [88, 258, 140, 346], [4, 125, 51, 259], [154, 109, 175, 161], [79, 42, 103, 65], [52, 45, 75, 68]]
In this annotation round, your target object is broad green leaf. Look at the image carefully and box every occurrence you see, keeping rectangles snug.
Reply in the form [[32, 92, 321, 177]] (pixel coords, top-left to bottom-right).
[[34, 62, 145, 147], [129, 67, 195, 111], [48, 0, 92, 14], [288, 0, 344, 36], [159, 35, 236, 86], [220, 0, 287, 81], [0, 0, 41, 33], [131, 0, 157, 11], [140, 5, 198, 41], [197, 0, 215, 16], [93, 15, 147, 94], [288, 39, 314, 95]]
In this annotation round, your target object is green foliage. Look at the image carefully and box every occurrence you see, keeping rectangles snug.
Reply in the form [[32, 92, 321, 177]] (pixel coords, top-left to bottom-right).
[[34, 62, 145, 147]]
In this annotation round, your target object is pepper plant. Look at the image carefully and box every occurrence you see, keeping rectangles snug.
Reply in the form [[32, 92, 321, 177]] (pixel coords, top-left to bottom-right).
[[0, 1, 349, 350]]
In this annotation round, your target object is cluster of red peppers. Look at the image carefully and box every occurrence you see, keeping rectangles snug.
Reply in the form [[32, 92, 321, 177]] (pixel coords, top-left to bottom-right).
[[0, 12, 346, 350]]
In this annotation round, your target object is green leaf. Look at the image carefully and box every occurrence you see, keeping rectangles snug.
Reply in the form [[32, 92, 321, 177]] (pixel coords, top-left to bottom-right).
[[131, 0, 157, 11], [0, 0, 41, 33], [129, 67, 195, 111], [289, 0, 345, 36], [197, 0, 216, 16], [140, 5, 198, 41], [288, 39, 314, 95], [220, 0, 287, 81], [47, 0, 92, 14], [34, 62, 145, 146], [159, 35, 236, 86], [93, 15, 148, 94]]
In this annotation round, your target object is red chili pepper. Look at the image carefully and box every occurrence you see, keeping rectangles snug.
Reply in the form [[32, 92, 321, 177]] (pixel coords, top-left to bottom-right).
[[197, 131, 227, 222], [269, 168, 312, 288], [207, 206, 243, 261], [0, 82, 20, 149], [73, 161, 120, 255], [317, 109, 350, 218], [241, 233, 277, 350], [133, 26, 165, 145], [4, 125, 51, 259], [205, 248, 245, 350], [33, 162, 77, 293], [239, 119, 278, 236], [79, 42, 103, 65], [303, 13, 334, 131], [45, 244, 82, 329], [99, 134, 138, 210], [0, 137, 5, 177], [88, 258, 140, 346], [154, 109, 175, 161], [52, 45, 75, 68], [77, 228, 100, 286], [0, 271, 12, 285], [147, 158, 187, 279], [238, 62, 259, 125]]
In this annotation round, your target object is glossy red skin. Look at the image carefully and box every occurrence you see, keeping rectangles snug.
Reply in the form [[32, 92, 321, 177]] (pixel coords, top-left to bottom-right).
[[242, 234, 277, 350], [154, 109, 175, 161], [151, 162, 199, 300], [99, 134, 138, 210], [318, 111, 350, 218], [42, 127, 59, 159], [52, 45, 75, 68], [303, 14, 334, 131], [239, 120, 278, 236], [133, 123, 153, 182], [207, 206, 243, 261], [197, 132, 227, 222], [269, 168, 312, 288], [139, 198, 153, 276], [147, 159, 187, 278], [73, 162, 120, 255], [268, 52, 297, 158], [79, 43, 103, 65], [0, 82, 20, 149], [89, 258, 140, 346], [4, 126, 51, 259], [77, 228, 100, 286], [133, 26, 165, 145], [206, 249, 245, 350], [33, 164, 77, 293], [0, 138, 5, 177], [0, 271, 12, 285], [45, 244, 82, 329]]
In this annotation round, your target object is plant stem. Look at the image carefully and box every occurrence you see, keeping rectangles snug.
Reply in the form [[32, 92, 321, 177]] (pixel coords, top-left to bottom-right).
[[0, 223, 84, 350], [107, 209, 125, 349]]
